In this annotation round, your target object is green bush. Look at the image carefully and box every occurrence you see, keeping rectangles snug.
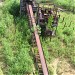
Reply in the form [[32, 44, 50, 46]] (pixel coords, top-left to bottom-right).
[[9, 44, 33, 74], [53, 0, 75, 13], [2, 38, 14, 65], [63, 27, 73, 36], [1, 0, 33, 75]]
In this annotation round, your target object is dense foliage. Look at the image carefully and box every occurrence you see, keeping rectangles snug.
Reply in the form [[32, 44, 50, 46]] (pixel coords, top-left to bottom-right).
[[0, 0, 33, 75], [53, 0, 75, 13], [41, 11, 75, 65], [0, 0, 75, 75], [38, 0, 75, 69], [37, 0, 75, 13]]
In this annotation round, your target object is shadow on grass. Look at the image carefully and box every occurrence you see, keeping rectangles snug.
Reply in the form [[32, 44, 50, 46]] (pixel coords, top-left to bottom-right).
[[8, 1, 20, 17]]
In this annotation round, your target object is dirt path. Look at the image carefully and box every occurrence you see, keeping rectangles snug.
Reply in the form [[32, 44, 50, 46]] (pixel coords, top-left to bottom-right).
[[0, 68, 3, 75], [48, 58, 75, 75], [0, 3, 2, 6], [0, 0, 3, 6], [57, 59, 75, 75], [48, 58, 59, 75]]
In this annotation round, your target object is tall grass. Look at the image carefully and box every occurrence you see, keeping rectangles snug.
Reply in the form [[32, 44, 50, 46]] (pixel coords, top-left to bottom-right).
[[0, 0, 33, 75], [53, 0, 75, 13], [41, 11, 75, 65]]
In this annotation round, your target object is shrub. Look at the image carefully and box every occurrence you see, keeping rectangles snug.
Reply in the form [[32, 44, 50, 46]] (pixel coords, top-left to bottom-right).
[[1, 0, 33, 75], [63, 27, 73, 36], [9, 43, 33, 74]]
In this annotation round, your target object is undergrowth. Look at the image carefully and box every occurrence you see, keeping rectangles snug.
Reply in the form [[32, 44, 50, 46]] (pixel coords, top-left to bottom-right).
[[0, 0, 75, 75], [53, 0, 75, 13], [41, 11, 75, 66], [0, 0, 33, 75]]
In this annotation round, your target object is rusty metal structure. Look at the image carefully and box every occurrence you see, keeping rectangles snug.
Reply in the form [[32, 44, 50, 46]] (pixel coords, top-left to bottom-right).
[[20, 0, 49, 75], [20, 0, 60, 75], [37, 2, 60, 37]]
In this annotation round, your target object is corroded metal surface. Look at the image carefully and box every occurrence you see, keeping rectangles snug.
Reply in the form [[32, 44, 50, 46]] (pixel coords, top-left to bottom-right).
[[27, 4, 49, 75]]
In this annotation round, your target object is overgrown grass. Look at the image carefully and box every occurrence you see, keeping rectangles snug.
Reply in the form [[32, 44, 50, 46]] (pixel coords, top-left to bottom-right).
[[0, 0, 33, 75], [40, 11, 75, 74], [39, 0, 75, 13], [0, 0, 75, 75], [41, 11, 75, 66], [53, 0, 75, 13]]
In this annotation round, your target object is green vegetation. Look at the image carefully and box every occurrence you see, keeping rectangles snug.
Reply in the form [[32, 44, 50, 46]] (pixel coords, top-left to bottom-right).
[[38, 0, 75, 71], [38, 0, 75, 13], [53, 0, 75, 13], [41, 11, 75, 65], [40, 11, 75, 74], [0, 0, 75, 75], [47, 15, 53, 30], [0, 0, 33, 75]]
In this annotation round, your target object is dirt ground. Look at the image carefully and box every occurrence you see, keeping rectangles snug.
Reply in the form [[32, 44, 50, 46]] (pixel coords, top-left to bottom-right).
[[0, 0, 3, 6], [49, 58, 75, 75], [0, 0, 3, 2]]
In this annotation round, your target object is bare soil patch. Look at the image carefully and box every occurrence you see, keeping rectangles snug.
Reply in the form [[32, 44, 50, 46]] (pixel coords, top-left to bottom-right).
[[49, 58, 75, 75]]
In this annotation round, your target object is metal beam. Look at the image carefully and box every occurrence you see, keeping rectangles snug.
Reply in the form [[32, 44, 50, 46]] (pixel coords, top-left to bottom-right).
[[27, 4, 49, 75]]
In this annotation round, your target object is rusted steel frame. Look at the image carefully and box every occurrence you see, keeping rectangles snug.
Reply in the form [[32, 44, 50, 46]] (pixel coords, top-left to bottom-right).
[[27, 4, 49, 75], [26, 4, 33, 27]]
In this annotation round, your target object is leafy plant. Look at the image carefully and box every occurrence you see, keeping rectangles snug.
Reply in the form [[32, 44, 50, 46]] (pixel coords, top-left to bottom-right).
[[0, 0, 34, 75]]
